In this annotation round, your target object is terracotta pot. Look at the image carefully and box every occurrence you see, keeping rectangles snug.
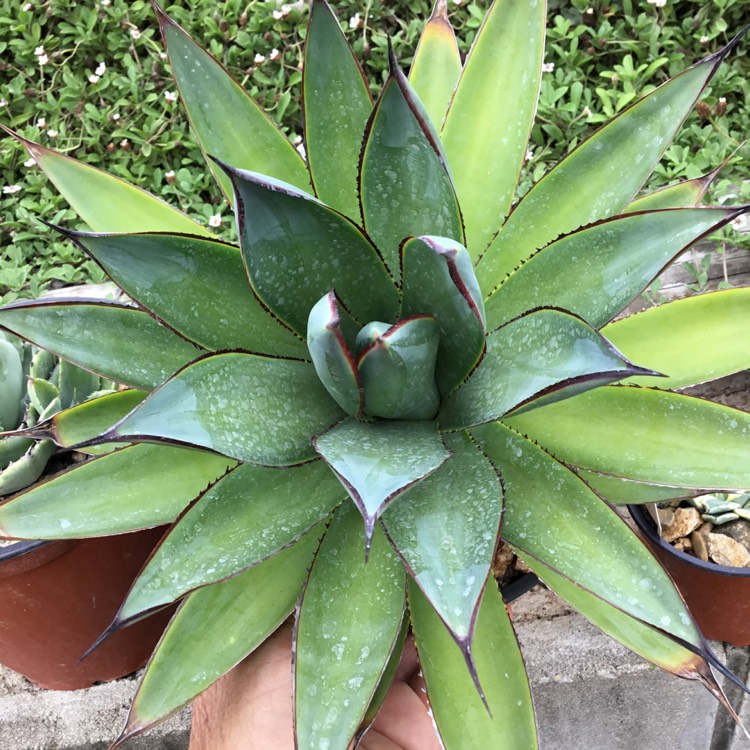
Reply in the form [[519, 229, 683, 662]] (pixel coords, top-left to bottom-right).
[[629, 504, 750, 647], [0, 527, 174, 690]]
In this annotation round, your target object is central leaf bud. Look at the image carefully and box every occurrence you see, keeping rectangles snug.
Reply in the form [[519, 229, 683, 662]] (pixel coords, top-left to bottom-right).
[[356, 317, 440, 420], [307, 291, 440, 421]]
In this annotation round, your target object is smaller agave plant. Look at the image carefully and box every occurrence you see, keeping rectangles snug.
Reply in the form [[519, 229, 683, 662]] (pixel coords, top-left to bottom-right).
[[1, 1, 750, 747], [0, 331, 111, 497]]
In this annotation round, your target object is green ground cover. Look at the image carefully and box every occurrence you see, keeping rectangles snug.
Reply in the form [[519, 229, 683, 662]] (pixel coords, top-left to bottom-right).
[[1, 0, 748, 304]]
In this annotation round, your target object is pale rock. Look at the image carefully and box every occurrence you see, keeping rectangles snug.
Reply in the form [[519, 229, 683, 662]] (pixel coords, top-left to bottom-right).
[[706, 533, 750, 567], [713, 518, 750, 556], [674, 537, 692, 553], [691, 522, 713, 562], [662, 507, 702, 543]]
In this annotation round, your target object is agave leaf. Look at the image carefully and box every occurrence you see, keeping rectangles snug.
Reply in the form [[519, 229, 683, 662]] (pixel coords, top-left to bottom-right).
[[409, 579, 538, 750], [303, 0, 373, 218], [356, 316, 441, 420], [484, 206, 748, 330], [575, 469, 705, 506], [401, 236, 486, 395], [472, 421, 703, 645], [476, 35, 741, 287], [295, 502, 406, 750], [602, 288, 750, 389], [66, 230, 307, 359], [0, 126, 210, 235], [505, 386, 750, 490], [308, 292, 363, 418], [117, 461, 345, 624], [356, 616, 409, 743], [439, 308, 657, 430], [105, 351, 344, 466], [10, 389, 146, 455], [382, 431, 502, 645], [0, 439, 56, 497], [0, 299, 204, 390], [219, 165, 399, 336], [313, 418, 450, 548], [441, 0, 545, 259], [0, 444, 233, 538], [0, 337, 23, 431], [114, 526, 324, 745], [359, 45, 463, 281], [154, 3, 310, 200], [522, 554, 721, 684], [624, 166, 726, 213], [408, 0, 462, 128]]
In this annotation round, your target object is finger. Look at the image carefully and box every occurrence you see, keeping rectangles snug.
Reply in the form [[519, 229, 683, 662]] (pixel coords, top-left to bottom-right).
[[362, 682, 442, 750], [189, 623, 294, 750]]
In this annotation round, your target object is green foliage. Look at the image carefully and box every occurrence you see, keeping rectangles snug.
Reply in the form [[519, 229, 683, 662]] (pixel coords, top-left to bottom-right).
[[1, 0, 749, 304]]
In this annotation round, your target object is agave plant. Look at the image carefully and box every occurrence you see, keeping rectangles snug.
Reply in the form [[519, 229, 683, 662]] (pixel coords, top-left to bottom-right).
[[1, 1, 750, 747], [0, 331, 111, 497]]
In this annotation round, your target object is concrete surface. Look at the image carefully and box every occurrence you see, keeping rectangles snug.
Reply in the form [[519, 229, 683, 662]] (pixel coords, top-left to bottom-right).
[[1, 586, 747, 749]]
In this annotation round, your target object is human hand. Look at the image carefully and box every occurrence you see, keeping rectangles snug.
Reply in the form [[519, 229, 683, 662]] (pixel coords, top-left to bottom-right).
[[189, 621, 442, 750]]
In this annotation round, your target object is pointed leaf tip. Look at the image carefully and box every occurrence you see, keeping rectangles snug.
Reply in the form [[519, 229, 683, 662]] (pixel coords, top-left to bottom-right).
[[457, 638, 491, 715], [432, 0, 450, 20]]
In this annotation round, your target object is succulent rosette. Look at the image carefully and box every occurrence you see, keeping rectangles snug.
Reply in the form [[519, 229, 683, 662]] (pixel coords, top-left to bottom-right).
[[2, 1, 750, 747]]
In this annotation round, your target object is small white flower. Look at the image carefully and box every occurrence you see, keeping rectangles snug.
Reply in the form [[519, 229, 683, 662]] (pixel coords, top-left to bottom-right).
[[0, 99, 7, 107], [24, 157, 36, 168], [719, 96, 727, 105], [208, 214, 222, 228], [3, 185, 22, 195], [583, 105, 593, 117], [294, 135, 303, 145], [542, 62, 555, 73], [101, 0, 110, 5], [254, 53, 266, 65], [159, 52, 168, 60], [272, 10, 283, 20], [647, 0, 666, 6], [34, 45, 45, 56], [88, 74, 100, 84], [95, 61, 106, 76], [130, 28, 141, 40], [22, 3, 32, 10], [349, 13, 362, 29], [269, 48, 280, 61], [281, 4, 292, 14], [120, 138, 129, 147], [295, 141, 306, 159], [47, 129, 58, 137], [700, 35, 709, 44], [525, 148, 533, 162], [38, 53, 49, 66], [38, 117, 46, 128], [111, 112, 120, 120], [165, 169, 175, 179], [164, 90, 177, 103]]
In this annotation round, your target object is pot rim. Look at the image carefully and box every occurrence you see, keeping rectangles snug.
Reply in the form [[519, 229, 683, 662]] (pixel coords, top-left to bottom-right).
[[0, 539, 53, 563], [629, 503, 750, 578]]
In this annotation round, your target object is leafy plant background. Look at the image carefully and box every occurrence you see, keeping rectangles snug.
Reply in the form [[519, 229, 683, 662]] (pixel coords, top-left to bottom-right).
[[1, 0, 748, 305]]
